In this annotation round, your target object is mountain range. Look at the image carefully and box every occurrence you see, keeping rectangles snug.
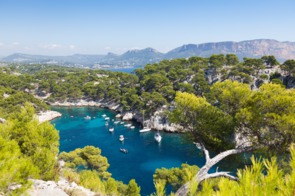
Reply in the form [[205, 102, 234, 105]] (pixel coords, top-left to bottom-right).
[[2, 39, 295, 68]]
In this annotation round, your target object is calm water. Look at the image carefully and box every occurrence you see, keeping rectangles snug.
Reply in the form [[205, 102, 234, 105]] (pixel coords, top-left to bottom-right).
[[51, 107, 245, 195]]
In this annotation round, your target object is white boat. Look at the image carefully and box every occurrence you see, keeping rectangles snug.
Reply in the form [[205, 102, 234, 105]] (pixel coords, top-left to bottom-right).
[[139, 128, 151, 133], [84, 115, 91, 120], [114, 121, 120, 124], [109, 127, 114, 132], [105, 117, 110, 120], [139, 111, 151, 133], [120, 122, 124, 124], [105, 122, 109, 126], [125, 124, 132, 127], [130, 126, 135, 129], [154, 132, 162, 143], [119, 135, 124, 141], [102, 114, 107, 117], [120, 148, 128, 154]]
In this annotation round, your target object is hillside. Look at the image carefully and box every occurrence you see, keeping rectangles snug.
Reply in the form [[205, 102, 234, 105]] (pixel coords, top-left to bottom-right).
[[1, 39, 295, 68]]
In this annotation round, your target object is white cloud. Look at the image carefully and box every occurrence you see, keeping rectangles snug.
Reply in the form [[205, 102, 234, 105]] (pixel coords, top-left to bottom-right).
[[12, 42, 20, 46], [42, 43, 62, 49], [69, 45, 76, 49], [0, 42, 3, 46], [105, 46, 111, 50]]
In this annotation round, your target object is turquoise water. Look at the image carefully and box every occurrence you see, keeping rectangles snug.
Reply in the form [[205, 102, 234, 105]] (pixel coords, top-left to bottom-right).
[[51, 107, 244, 195]]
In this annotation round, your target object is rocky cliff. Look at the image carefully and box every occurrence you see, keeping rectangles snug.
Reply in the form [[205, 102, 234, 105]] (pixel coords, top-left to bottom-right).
[[3, 39, 295, 67]]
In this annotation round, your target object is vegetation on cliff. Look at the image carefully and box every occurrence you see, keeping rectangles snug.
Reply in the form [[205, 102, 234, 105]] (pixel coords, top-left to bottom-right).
[[1, 54, 295, 195]]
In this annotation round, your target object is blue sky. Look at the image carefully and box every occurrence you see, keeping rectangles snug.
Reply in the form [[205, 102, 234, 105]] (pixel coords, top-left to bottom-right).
[[0, 0, 294, 56]]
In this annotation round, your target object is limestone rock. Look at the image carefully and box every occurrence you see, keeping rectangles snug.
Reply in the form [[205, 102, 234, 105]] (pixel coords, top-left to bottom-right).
[[123, 112, 133, 120]]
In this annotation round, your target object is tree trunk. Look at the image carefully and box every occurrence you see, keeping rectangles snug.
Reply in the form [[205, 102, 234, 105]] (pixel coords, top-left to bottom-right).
[[175, 143, 252, 196]]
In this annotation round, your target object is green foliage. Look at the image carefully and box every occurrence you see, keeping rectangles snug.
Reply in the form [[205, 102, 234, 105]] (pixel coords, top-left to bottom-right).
[[170, 91, 234, 149], [171, 80, 295, 153], [59, 146, 110, 179], [243, 57, 265, 76], [79, 170, 105, 193], [153, 164, 199, 192], [126, 179, 141, 196], [6, 104, 59, 180], [209, 54, 225, 69], [152, 179, 166, 196], [271, 78, 283, 86], [0, 104, 59, 193], [0, 136, 38, 195], [226, 54, 239, 66], [281, 59, 295, 76], [198, 145, 295, 195], [261, 55, 279, 67], [259, 74, 268, 80], [60, 146, 141, 195], [104, 177, 119, 195]]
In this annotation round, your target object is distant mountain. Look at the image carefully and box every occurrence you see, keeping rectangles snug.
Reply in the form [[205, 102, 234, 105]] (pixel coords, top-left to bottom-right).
[[165, 39, 295, 62], [2, 39, 295, 68]]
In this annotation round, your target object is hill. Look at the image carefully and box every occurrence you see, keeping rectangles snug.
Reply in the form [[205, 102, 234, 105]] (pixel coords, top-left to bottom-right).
[[2, 39, 295, 67]]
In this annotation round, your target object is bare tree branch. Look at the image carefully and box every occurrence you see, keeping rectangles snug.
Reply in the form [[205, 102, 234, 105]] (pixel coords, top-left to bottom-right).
[[176, 146, 253, 196], [204, 171, 238, 181]]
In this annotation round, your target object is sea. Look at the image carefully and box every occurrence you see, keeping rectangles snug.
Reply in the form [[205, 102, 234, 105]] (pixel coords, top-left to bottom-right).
[[51, 106, 247, 195]]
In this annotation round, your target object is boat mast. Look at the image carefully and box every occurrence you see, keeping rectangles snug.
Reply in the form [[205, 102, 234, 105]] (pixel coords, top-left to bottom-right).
[[142, 110, 145, 128]]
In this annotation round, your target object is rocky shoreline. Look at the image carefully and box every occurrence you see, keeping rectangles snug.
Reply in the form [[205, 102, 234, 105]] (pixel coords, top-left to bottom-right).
[[37, 110, 62, 123], [28, 178, 97, 196], [48, 99, 182, 133]]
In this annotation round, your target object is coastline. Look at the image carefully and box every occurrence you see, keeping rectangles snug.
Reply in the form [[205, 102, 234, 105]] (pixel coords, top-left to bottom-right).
[[47, 99, 182, 133], [37, 110, 62, 123]]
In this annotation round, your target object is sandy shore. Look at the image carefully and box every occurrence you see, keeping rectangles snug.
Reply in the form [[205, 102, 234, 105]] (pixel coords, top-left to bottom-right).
[[37, 111, 62, 123]]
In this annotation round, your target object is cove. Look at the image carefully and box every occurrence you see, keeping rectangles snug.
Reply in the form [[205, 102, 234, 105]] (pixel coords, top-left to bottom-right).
[[51, 107, 245, 195]]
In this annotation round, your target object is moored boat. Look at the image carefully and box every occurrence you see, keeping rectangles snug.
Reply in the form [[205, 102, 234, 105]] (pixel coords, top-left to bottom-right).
[[125, 124, 132, 127], [119, 135, 124, 141], [84, 115, 91, 120], [139, 111, 151, 132], [154, 132, 162, 143], [139, 128, 151, 133], [109, 127, 114, 132], [120, 148, 128, 153]]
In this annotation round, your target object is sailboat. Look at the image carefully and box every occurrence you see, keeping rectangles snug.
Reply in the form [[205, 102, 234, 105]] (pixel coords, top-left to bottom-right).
[[84, 115, 91, 120], [119, 135, 124, 142], [109, 127, 114, 132], [154, 132, 162, 143], [139, 111, 151, 133]]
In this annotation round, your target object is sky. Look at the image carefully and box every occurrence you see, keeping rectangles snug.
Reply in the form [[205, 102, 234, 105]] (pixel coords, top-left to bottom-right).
[[0, 0, 294, 56]]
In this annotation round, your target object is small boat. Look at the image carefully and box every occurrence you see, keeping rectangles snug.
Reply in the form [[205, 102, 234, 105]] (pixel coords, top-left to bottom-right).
[[154, 132, 162, 143], [120, 148, 128, 154], [119, 135, 124, 141], [109, 127, 114, 132], [130, 126, 135, 129], [105, 117, 110, 120], [84, 115, 91, 120], [139, 128, 151, 133], [139, 111, 151, 133], [120, 122, 124, 124], [105, 122, 109, 126], [125, 124, 132, 127], [102, 114, 107, 117], [114, 121, 120, 124]]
